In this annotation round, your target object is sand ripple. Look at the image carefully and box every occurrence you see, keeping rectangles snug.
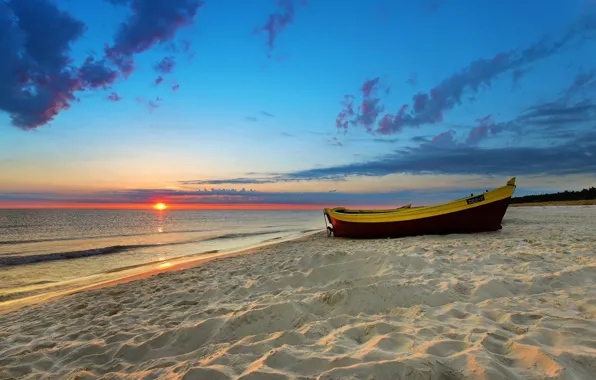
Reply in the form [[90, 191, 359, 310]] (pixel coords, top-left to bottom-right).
[[1, 207, 596, 379]]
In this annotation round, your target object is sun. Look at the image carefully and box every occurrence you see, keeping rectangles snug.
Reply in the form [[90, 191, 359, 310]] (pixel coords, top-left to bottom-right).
[[153, 202, 167, 210]]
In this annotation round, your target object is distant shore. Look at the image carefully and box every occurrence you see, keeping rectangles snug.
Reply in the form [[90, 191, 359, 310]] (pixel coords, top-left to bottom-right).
[[510, 199, 596, 207]]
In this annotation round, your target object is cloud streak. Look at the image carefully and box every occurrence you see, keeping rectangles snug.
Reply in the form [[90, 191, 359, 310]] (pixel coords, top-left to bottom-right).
[[255, 0, 307, 57], [190, 97, 596, 185], [339, 10, 596, 136], [0, 186, 485, 207]]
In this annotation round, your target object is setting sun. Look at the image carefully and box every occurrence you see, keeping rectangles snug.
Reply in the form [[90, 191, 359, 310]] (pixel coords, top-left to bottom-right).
[[153, 203, 167, 210]]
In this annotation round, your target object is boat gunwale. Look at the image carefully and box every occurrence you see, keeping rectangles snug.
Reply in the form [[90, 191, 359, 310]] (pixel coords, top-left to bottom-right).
[[324, 177, 516, 224]]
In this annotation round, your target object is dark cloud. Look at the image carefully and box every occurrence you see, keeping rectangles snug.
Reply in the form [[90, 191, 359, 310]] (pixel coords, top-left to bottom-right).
[[519, 100, 596, 130], [154, 56, 176, 74], [1, 0, 204, 130], [341, 10, 596, 136], [278, 131, 596, 180], [105, 0, 204, 75], [255, 0, 307, 57], [0, 0, 114, 129], [155, 76, 164, 85], [78, 56, 119, 89]]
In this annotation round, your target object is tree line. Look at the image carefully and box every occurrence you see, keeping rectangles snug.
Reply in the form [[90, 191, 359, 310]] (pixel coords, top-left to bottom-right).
[[511, 186, 596, 204]]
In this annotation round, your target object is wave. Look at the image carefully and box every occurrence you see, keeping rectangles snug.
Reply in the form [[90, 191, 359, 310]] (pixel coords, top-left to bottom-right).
[[0, 228, 211, 246], [0, 229, 290, 266]]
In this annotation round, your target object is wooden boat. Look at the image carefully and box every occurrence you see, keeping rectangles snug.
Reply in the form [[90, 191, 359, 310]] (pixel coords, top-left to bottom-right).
[[323, 177, 517, 238]]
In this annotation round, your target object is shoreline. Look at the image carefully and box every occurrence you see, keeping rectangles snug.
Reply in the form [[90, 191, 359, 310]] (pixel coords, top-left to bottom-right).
[[0, 229, 323, 314], [1, 207, 595, 379], [511, 200, 596, 207]]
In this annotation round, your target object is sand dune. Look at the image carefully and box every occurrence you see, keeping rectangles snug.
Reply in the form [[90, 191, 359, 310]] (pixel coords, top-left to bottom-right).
[[1, 207, 596, 379]]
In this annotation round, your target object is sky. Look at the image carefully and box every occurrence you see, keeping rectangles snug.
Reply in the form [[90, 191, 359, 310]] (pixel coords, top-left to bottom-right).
[[1, 0, 596, 209]]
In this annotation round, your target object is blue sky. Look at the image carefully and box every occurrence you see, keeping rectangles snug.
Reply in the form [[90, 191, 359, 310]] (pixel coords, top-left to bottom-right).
[[1, 0, 596, 207]]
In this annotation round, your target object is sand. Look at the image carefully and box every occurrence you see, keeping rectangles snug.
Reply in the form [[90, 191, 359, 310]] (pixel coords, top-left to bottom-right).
[[1, 206, 596, 380]]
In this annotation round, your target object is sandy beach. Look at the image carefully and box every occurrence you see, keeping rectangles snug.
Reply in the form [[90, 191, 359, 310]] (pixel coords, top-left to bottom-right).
[[1, 206, 596, 379]]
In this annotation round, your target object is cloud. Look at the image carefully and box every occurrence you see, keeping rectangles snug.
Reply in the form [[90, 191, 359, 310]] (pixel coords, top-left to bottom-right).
[[465, 114, 494, 145], [245, 116, 258, 122], [406, 72, 417, 86], [155, 76, 164, 85], [107, 92, 122, 101], [1, 0, 204, 130], [78, 56, 119, 89], [104, 0, 204, 75], [260, 111, 275, 117], [192, 97, 596, 184], [255, 0, 307, 57], [0, 186, 479, 207], [336, 77, 388, 134], [154, 56, 176, 74], [0, 0, 116, 129], [561, 69, 596, 99], [136, 96, 161, 111], [511, 68, 529, 88], [328, 137, 343, 147], [280, 132, 596, 180], [342, 10, 596, 135], [519, 100, 596, 130]]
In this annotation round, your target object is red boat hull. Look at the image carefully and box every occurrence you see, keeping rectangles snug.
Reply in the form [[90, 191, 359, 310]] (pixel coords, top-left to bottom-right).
[[325, 197, 512, 239]]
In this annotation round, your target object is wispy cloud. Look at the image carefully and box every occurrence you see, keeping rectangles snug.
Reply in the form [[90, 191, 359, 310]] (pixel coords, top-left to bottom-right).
[[107, 92, 122, 102], [338, 10, 596, 136], [336, 77, 389, 134], [255, 0, 307, 57], [186, 94, 596, 184], [328, 137, 343, 147], [0, 186, 492, 207]]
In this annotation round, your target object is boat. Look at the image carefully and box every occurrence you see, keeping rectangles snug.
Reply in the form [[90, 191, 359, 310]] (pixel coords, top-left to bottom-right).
[[323, 177, 517, 238]]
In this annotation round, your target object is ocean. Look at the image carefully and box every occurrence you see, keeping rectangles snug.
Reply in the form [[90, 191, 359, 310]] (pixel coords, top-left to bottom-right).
[[0, 209, 323, 306]]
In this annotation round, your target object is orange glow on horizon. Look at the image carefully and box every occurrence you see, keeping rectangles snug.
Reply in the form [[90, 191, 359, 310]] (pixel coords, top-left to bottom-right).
[[153, 202, 167, 210], [0, 201, 406, 210]]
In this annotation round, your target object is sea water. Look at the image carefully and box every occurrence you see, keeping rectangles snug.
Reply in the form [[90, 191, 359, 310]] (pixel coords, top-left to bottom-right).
[[0, 209, 323, 304]]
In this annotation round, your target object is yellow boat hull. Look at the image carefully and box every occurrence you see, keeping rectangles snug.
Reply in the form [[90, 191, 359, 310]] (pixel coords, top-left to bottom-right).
[[324, 178, 516, 238]]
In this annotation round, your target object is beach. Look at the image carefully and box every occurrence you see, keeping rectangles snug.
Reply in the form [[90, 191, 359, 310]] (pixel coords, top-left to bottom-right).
[[1, 206, 596, 379]]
